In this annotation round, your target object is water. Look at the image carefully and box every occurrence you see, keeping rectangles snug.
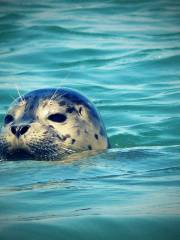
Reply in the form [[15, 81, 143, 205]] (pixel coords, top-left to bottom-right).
[[0, 0, 180, 239]]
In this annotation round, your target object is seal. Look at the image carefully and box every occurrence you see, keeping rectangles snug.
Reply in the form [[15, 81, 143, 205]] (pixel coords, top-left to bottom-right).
[[0, 88, 109, 160]]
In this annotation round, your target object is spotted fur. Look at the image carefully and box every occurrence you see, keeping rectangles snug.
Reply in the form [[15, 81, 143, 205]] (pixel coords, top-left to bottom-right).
[[0, 88, 109, 161]]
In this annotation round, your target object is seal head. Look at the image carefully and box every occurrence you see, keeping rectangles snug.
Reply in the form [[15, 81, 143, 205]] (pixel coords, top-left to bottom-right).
[[0, 88, 109, 160]]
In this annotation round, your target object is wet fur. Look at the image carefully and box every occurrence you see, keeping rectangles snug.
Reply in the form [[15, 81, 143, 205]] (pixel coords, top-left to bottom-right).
[[0, 88, 108, 161]]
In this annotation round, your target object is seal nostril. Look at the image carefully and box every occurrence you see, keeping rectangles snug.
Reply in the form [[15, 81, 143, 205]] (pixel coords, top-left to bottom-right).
[[11, 125, 30, 138], [20, 125, 30, 135], [11, 126, 17, 136]]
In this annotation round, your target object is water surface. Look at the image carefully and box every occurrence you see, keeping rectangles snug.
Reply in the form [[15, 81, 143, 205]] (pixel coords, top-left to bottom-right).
[[0, 0, 180, 239]]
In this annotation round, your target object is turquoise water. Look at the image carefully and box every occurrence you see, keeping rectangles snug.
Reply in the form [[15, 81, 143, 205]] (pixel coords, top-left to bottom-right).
[[0, 0, 180, 239]]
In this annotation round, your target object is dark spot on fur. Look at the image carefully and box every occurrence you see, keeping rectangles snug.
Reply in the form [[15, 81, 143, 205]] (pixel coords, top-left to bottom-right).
[[77, 129, 80, 135], [42, 102, 48, 108], [66, 106, 75, 113], [62, 134, 71, 141], [49, 125, 55, 129], [59, 101, 66, 106], [84, 129, 88, 134], [88, 145, 92, 150], [94, 134, 99, 140], [55, 134, 70, 142], [71, 139, 76, 144]]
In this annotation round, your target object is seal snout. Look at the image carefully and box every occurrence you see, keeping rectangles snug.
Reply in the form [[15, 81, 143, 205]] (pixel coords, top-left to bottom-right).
[[11, 125, 30, 138]]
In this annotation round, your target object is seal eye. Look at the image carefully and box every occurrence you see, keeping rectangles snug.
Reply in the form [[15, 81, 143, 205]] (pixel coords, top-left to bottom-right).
[[48, 113, 67, 123], [4, 114, 14, 125]]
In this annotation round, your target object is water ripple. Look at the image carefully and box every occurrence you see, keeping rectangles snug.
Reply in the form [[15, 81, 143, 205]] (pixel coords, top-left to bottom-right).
[[0, 0, 180, 238]]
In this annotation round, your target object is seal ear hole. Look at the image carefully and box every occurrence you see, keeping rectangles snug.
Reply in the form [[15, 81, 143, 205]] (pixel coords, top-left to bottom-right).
[[79, 107, 82, 115], [95, 134, 99, 140], [77, 105, 87, 118], [4, 114, 14, 125], [48, 113, 67, 123]]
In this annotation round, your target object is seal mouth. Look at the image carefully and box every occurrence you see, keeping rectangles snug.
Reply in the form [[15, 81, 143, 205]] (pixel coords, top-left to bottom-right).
[[6, 148, 34, 160]]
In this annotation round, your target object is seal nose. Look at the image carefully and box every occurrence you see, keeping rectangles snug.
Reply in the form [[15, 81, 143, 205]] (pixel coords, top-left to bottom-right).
[[11, 125, 30, 138]]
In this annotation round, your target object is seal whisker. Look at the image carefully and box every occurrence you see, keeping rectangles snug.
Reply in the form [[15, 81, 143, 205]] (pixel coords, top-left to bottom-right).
[[48, 73, 70, 105], [48, 90, 67, 105], [60, 146, 75, 153], [15, 84, 24, 102], [9, 95, 16, 101], [48, 88, 59, 104]]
